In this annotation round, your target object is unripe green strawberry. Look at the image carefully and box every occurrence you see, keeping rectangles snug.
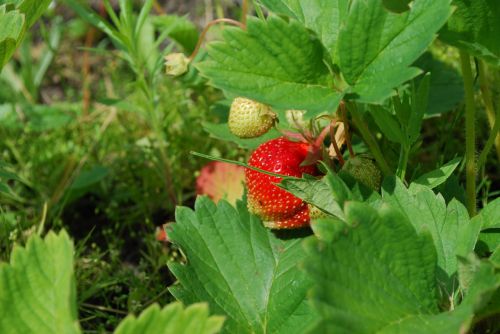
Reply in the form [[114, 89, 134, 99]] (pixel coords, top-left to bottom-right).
[[341, 155, 382, 191], [228, 97, 276, 138], [165, 53, 190, 76]]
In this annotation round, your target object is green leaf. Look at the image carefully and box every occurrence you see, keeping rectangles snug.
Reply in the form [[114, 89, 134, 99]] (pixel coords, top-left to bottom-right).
[[17, 0, 51, 29], [456, 258, 500, 324], [202, 121, 280, 149], [304, 202, 439, 333], [408, 73, 430, 143], [196, 16, 342, 113], [0, 231, 80, 334], [476, 198, 500, 252], [338, 0, 452, 103], [476, 198, 500, 231], [152, 15, 199, 53], [382, 0, 412, 13], [168, 197, 318, 333], [278, 175, 347, 220], [258, 0, 349, 62], [69, 166, 109, 190], [278, 164, 374, 220], [382, 178, 481, 295], [305, 201, 497, 333], [415, 52, 464, 116], [65, 0, 127, 50], [490, 246, 500, 266], [368, 105, 405, 144], [114, 302, 224, 334], [410, 157, 462, 190], [380, 258, 499, 333], [0, 9, 24, 69], [0, 38, 16, 69], [440, 0, 500, 67], [0, 10, 23, 41]]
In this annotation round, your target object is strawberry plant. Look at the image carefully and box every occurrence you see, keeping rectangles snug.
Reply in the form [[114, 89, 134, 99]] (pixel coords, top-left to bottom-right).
[[164, 0, 500, 332], [1, 0, 499, 333]]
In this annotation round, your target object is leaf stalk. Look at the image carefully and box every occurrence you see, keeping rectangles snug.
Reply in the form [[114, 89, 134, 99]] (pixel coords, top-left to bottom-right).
[[348, 103, 392, 176], [459, 50, 476, 216]]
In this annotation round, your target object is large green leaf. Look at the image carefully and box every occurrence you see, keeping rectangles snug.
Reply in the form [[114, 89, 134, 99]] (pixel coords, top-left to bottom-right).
[[0, 231, 80, 334], [0, 38, 17, 70], [304, 202, 440, 333], [258, 0, 348, 62], [0, 9, 24, 69], [415, 52, 464, 116], [0, 0, 50, 70], [196, 16, 342, 113], [476, 198, 500, 252], [114, 302, 224, 334], [338, 0, 452, 103], [168, 196, 318, 333], [278, 165, 380, 220], [440, 0, 500, 67], [17, 0, 51, 29], [152, 15, 199, 53], [305, 202, 499, 333], [381, 178, 481, 295], [0, 9, 23, 41], [410, 157, 462, 190]]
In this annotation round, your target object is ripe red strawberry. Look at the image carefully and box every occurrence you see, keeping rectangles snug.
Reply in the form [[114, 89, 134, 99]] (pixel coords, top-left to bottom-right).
[[246, 137, 319, 229]]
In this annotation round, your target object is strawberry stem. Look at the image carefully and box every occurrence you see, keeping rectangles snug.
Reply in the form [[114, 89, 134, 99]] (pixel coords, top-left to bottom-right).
[[459, 50, 477, 216], [340, 102, 355, 157], [330, 120, 345, 166], [242, 0, 248, 26], [348, 102, 392, 176]]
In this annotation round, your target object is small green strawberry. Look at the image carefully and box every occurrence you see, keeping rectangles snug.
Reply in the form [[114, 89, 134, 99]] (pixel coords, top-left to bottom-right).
[[341, 154, 382, 191], [228, 97, 276, 138], [165, 53, 190, 76]]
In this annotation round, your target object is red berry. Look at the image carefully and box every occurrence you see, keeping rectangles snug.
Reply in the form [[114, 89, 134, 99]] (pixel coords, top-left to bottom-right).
[[246, 137, 318, 229]]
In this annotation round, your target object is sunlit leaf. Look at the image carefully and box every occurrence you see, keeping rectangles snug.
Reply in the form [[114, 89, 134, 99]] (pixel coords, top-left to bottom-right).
[[168, 197, 318, 333]]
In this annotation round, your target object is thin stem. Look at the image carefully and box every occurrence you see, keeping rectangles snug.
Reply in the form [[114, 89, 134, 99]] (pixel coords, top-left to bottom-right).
[[340, 102, 355, 157], [252, 0, 266, 20], [348, 103, 392, 176], [459, 50, 477, 216], [330, 120, 345, 166], [396, 145, 410, 181], [188, 18, 246, 61], [144, 90, 178, 206], [37, 202, 48, 235], [242, 0, 248, 26], [478, 60, 500, 162], [214, 0, 224, 19]]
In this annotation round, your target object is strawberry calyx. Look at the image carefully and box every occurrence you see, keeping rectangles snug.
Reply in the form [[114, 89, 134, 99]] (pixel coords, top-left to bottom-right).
[[280, 123, 331, 167]]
